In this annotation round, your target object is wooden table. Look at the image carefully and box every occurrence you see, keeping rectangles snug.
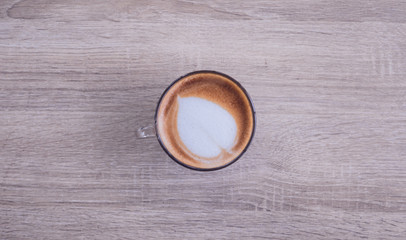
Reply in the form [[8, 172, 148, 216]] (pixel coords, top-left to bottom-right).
[[1, 1, 406, 239]]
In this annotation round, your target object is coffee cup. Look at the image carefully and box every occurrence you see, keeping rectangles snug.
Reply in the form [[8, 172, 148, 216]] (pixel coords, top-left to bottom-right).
[[137, 70, 256, 171]]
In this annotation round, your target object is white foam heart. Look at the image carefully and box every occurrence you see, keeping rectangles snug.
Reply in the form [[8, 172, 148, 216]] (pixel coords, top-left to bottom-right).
[[177, 96, 237, 158]]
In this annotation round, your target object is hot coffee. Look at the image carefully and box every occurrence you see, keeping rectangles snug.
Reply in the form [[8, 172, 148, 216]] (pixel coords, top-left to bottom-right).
[[155, 71, 255, 170]]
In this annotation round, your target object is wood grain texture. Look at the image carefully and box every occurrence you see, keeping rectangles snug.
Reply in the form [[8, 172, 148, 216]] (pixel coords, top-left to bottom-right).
[[1, 0, 406, 239]]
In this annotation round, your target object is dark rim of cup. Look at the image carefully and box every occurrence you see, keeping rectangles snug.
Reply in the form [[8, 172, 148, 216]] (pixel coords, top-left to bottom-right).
[[154, 70, 256, 171]]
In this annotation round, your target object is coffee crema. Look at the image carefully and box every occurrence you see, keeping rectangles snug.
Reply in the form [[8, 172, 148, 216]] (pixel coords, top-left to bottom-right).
[[155, 71, 255, 170]]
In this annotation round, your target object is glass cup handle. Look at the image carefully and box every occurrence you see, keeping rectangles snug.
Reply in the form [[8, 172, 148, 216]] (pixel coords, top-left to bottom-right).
[[136, 124, 156, 138]]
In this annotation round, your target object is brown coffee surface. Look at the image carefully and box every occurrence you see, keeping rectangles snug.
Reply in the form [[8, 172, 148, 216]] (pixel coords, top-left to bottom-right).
[[156, 72, 254, 169]]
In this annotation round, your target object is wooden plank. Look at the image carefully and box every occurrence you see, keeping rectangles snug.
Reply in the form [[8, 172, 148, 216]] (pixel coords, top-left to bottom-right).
[[1, 0, 406, 239]]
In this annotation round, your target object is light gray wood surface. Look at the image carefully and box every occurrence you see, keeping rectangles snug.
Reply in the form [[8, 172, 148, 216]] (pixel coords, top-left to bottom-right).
[[1, 0, 406, 239]]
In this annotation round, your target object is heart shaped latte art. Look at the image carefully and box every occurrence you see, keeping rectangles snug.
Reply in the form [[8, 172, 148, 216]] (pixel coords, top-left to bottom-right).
[[177, 96, 238, 158]]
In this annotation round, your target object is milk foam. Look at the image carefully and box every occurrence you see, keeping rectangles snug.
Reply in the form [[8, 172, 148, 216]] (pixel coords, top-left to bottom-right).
[[177, 96, 237, 158]]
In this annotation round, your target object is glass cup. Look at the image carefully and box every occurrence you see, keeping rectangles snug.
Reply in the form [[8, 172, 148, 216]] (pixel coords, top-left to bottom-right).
[[137, 70, 256, 171]]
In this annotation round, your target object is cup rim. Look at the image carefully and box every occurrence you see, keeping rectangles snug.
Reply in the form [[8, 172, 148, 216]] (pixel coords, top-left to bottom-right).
[[154, 70, 256, 171]]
